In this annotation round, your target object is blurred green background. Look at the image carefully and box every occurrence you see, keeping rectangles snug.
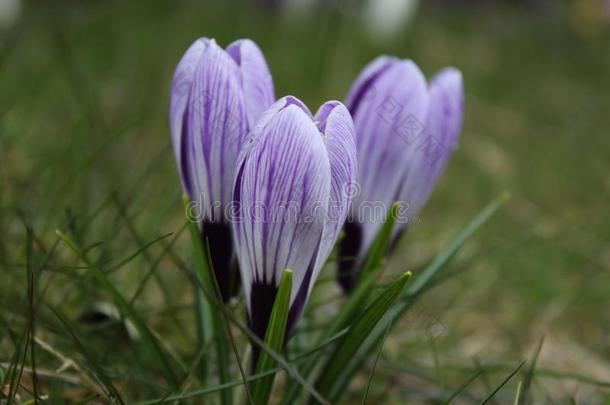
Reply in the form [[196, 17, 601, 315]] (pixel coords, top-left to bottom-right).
[[1, 0, 609, 403]]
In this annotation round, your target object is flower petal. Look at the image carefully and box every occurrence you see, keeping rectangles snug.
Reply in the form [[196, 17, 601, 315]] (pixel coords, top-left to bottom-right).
[[349, 59, 429, 256], [396, 68, 463, 233], [226, 39, 276, 128], [426, 68, 464, 153], [169, 38, 209, 194], [180, 39, 247, 220], [345, 55, 398, 114], [313, 101, 357, 281]]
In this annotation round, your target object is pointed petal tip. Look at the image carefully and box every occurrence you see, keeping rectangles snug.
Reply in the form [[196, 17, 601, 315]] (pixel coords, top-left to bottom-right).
[[225, 38, 263, 66], [278, 95, 313, 117], [224, 38, 275, 127], [345, 56, 399, 111], [195, 37, 212, 45], [314, 100, 351, 133], [431, 67, 464, 89], [427, 66, 464, 147], [394, 59, 427, 84]]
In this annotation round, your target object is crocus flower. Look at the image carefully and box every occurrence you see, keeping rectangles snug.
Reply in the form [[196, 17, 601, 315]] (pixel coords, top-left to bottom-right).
[[232, 96, 356, 341], [170, 38, 275, 301], [338, 56, 464, 292]]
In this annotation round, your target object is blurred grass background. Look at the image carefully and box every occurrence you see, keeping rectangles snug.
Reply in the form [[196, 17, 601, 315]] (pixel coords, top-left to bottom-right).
[[1, 0, 609, 403]]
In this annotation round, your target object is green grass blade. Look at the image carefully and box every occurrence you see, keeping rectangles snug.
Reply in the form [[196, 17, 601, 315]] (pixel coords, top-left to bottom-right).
[[518, 336, 544, 405], [442, 370, 484, 404], [49, 306, 125, 403], [514, 380, 523, 405], [6, 323, 29, 404], [406, 191, 509, 297], [315, 271, 412, 402], [193, 276, 212, 383], [182, 195, 215, 291], [25, 225, 40, 401], [183, 195, 253, 405], [479, 360, 526, 405], [212, 305, 234, 405], [224, 316, 253, 405], [107, 232, 173, 273], [360, 323, 391, 405], [128, 224, 187, 305], [181, 195, 231, 405], [360, 202, 401, 279], [251, 269, 293, 405], [55, 230, 178, 386], [194, 274, 214, 347]]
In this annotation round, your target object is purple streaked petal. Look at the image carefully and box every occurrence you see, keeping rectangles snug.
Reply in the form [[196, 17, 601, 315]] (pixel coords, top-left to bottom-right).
[[426, 68, 464, 153], [345, 55, 398, 114], [395, 68, 463, 235], [182, 39, 247, 220], [233, 96, 314, 194], [337, 221, 363, 292], [349, 59, 429, 257], [226, 39, 276, 128], [249, 280, 278, 351], [201, 221, 240, 302], [313, 101, 357, 283], [245, 95, 312, 144], [169, 38, 209, 194]]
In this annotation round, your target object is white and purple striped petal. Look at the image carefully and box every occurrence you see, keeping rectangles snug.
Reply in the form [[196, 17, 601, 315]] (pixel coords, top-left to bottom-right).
[[313, 101, 357, 288], [184, 40, 247, 220], [170, 38, 208, 194], [345, 55, 397, 110], [395, 68, 463, 236], [226, 39, 275, 128]]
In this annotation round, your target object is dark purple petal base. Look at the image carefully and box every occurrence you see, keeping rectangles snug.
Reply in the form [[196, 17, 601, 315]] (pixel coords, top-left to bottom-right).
[[249, 252, 317, 367], [249, 280, 278, 369], [201, 221, 240, 302], [337, 221, 363, 293]]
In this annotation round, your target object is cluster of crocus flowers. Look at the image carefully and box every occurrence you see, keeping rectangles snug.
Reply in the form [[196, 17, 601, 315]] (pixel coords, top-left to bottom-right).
[[338, 57, 464, 291], [170, 38, 463, 342]]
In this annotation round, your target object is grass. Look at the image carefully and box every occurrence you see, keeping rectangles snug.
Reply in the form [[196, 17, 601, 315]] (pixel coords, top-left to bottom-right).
[[1, 0, 610, 403]]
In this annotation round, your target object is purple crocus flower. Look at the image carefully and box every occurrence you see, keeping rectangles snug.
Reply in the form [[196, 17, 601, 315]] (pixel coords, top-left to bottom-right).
[[170, 38, 275, 301], [338, 56, 464, 292], [232, 96, 356, 341]]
